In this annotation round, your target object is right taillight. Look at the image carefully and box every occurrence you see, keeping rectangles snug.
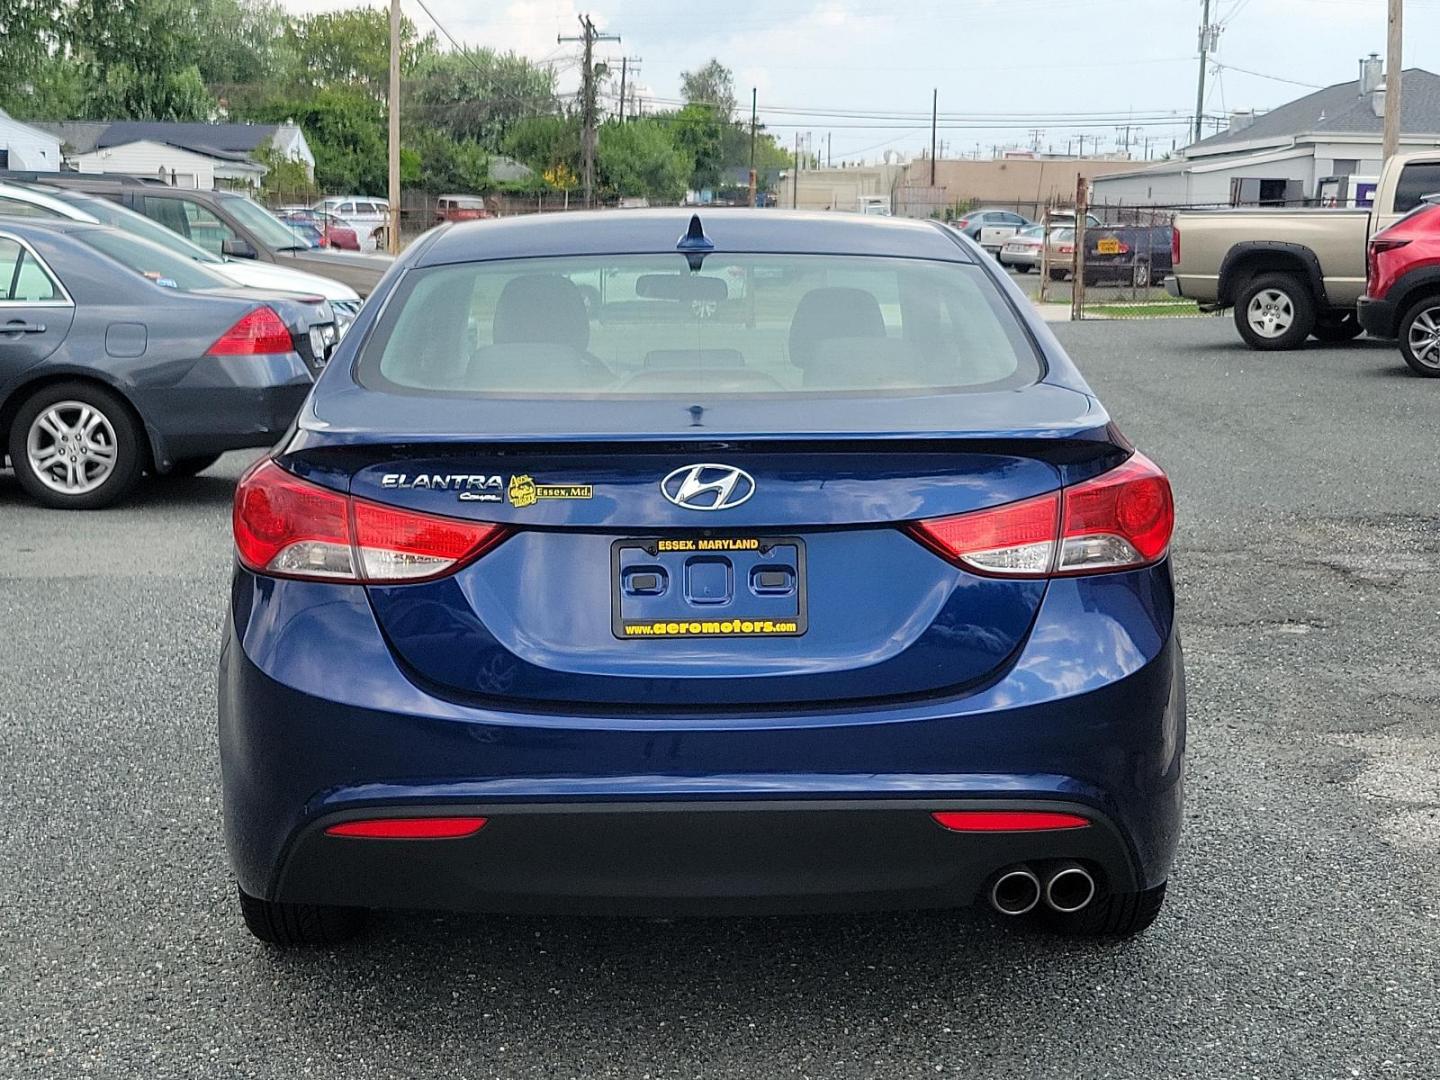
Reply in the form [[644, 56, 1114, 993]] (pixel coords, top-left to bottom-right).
[[1367, 236, 1410, 284], [233, 459, 509, 583], [907, 453, 1174, 578], [1171, 227, 1181, 268]]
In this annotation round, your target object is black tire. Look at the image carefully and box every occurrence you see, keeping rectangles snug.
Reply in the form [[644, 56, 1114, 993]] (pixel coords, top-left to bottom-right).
[[1040, 882, 1167, 937], [165, 453, 222, 478], [1311, 313, 1364, 343], [1397, 295, 1440, 377], [1012, 263, 1030, 274], [1048, 268, 1069, 282], [1233, 272, 1316, 350], [237, 887, 366, 947], [7, 381, 145, 510]]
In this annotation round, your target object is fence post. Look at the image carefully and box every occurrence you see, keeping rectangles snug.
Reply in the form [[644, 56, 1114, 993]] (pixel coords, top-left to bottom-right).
[[1070, 176, 1090, 321]]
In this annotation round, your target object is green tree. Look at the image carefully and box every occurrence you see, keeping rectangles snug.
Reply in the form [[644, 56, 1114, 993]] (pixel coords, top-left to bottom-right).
[[664, 104, 726, 191], [404, 126, 490, 193], [68, 0, 218, 119], [281, 8, 434, 99], [502, 114, 581, 178], [408, 49, 557, 151], [597, 118, 691, 203], [236, 87, 386, 193], [0, 0, 77, 116], [680, 58, 736, 118]]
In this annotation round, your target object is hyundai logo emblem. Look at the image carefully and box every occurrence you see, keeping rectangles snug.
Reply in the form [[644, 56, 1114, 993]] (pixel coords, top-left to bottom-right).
[[661, 464, 756, 512]]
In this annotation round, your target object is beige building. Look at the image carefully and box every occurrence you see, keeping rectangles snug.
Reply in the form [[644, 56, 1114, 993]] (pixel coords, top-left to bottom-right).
[[780, 156, 1141, 218]]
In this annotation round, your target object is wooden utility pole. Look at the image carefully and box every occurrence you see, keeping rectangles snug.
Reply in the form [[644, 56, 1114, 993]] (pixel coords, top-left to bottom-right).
[[1383, 0, 1403, 163], [1071, 175, 1090, 322], [618, 56, 640, 123], [386, 0, 400, 253], [559, 15, 620, 207], [748, 87, 757, 209], [929, 88, 938, 185], [1193, 0, 1214, 144]]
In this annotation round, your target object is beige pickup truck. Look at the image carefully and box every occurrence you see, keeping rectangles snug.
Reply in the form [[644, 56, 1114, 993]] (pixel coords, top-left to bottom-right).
[[1166, 150, 1440, 349]]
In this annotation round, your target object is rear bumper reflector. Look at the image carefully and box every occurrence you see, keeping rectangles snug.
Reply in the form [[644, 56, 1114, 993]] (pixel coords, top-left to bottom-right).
[[324, 816, 489, 839], [930, 810, 1090, 832]]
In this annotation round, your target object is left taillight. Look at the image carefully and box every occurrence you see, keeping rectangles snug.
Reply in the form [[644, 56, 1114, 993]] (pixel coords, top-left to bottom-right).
[[907, 452, 1174, 578], [208, 306, 294, 356], [233, 459, 508, 583]]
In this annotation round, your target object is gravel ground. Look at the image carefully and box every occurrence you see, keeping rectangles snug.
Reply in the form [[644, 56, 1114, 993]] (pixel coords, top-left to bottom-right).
[[1, 318, 1437, 1078]]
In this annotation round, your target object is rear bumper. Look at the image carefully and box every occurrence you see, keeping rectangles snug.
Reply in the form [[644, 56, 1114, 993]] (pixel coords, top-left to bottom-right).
[[219, 563, 1185, 914], [130, 353, 312, 469], [1356, 294, 1396, 338], [277, 798, 1139, 916], [1164, 275, 1183, 298]]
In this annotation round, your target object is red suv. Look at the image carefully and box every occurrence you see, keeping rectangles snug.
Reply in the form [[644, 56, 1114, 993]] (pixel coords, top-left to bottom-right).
[[1358, 200, 1440, 376]]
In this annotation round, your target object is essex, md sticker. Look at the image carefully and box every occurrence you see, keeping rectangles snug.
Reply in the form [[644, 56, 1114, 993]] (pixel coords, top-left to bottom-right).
[[507, 474, 594, 508]]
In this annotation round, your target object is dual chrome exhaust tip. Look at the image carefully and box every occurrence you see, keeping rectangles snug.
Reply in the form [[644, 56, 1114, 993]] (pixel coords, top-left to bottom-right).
[[988, 861, 1097, 916]]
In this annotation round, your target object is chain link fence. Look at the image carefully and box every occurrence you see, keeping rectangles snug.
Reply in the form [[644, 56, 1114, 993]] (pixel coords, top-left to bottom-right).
[[1029, 201, 1225, 320]]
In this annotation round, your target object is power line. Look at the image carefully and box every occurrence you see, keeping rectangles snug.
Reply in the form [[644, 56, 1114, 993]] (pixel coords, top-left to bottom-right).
[[1208, 59, 1324, 89], [558, 14, 619, 207]]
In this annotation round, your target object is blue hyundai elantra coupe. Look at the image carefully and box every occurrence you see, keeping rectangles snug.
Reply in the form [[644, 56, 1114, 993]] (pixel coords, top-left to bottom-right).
[[219, 210, 1183, 946]]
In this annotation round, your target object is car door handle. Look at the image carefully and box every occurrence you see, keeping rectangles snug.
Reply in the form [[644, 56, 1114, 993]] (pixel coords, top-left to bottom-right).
[[2, 320, 47, 334]]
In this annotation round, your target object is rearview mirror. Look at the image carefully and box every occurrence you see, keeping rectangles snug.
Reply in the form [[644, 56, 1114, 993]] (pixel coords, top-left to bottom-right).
[[635, 274, 728, 302]]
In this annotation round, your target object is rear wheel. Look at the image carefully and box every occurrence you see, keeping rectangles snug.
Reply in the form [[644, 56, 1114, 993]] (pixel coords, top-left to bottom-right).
[[1311, 313, 1364, 343], [237, 887, 366, 947], [1398, 295, 1440, 376], [1234, 272, 1315, 350], [1040, 882, 1167, 937], [1132, 262, 1151, 288], [8, 382, 144, 509]]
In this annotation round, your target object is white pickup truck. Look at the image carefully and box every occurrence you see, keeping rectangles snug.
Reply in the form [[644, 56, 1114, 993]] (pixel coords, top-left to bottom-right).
[[1166, 150, 1440, 349]]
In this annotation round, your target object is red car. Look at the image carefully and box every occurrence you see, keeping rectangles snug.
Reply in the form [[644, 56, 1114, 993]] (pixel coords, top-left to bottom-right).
[[1358, 199, 1440, 376], [434, 194, 492, 224], [278, 210, 360, 251]]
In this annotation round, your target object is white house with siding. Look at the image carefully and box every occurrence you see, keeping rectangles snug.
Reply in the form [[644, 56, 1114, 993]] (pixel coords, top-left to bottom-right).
[[0, 109, 63, 170], [68, 138, 267, 189]]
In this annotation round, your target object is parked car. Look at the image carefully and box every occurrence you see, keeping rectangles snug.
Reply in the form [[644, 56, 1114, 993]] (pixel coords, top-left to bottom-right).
[[311, 196, 390, 251], [25, 177, 393, 296], [1358, 198, 1440, 375], [274, 217, 325, 249], [949, 209, 1032, 252], [434, 194, 492, 224], [1168, 149, 1440, 349], [278, 208, 361, 251], [1079, 224, 1175, 287], [0, 181, 362, 333], [0, 219, 336, 508], [998, 225, 1045, 272], [219, 210, 1182, 946]]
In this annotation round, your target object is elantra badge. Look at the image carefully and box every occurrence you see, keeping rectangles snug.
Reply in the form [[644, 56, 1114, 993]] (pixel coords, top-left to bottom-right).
[[661, 464, 756, 511]]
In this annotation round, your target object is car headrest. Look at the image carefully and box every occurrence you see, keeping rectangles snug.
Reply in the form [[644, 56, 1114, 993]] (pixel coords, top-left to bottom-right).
[[788, 287, 886, 368], [493, 274, 590, 351]]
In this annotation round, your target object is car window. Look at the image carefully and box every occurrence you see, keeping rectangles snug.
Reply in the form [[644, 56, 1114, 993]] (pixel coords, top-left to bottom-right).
[[0, 237, 64, 302], [339, 202, 355, 214], [1392, 162, 1440, 213], [358, 253, 1039, 401], [0, 196, 63, 219], [74, 228, 236, 292], [69, 193, 224, 264]]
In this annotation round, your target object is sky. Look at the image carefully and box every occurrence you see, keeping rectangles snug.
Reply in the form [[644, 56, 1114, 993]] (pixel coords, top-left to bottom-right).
[[284, 0, 1440, 163]]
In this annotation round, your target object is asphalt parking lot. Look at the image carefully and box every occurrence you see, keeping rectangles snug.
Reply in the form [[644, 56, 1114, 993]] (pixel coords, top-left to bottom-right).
[[2, 317, 1438, 1079]]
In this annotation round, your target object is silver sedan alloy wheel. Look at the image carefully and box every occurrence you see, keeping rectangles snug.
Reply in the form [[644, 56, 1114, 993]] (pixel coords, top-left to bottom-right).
[[1246, 288, 1295, 339], [25, 400, 120, 496], [1407, 305, 1440, 370]]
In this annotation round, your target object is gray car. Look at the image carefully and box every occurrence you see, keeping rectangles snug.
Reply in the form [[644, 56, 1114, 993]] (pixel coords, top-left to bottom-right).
[[0, 218, 334, 509]]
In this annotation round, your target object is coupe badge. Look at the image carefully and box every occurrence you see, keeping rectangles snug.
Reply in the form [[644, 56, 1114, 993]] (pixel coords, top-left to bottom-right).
[[661, 464, 756, 512]]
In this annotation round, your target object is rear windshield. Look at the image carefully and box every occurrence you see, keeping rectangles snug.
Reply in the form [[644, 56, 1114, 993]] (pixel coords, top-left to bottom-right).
[[75, 228, 236, 292], [358, 253, 1039, 398]]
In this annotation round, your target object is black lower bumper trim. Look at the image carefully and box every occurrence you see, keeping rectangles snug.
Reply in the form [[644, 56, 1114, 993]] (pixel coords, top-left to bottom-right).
[[274, 798, 1141, 916], [1356, 295, 1397, 339]]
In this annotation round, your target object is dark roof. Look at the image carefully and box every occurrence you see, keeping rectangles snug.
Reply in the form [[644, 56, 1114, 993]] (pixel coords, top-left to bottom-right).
[[1189, 68, 1440, 153], [417, 208, 975, 267], [31, 120, 282, 159], [30, 121, 109, 154]]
